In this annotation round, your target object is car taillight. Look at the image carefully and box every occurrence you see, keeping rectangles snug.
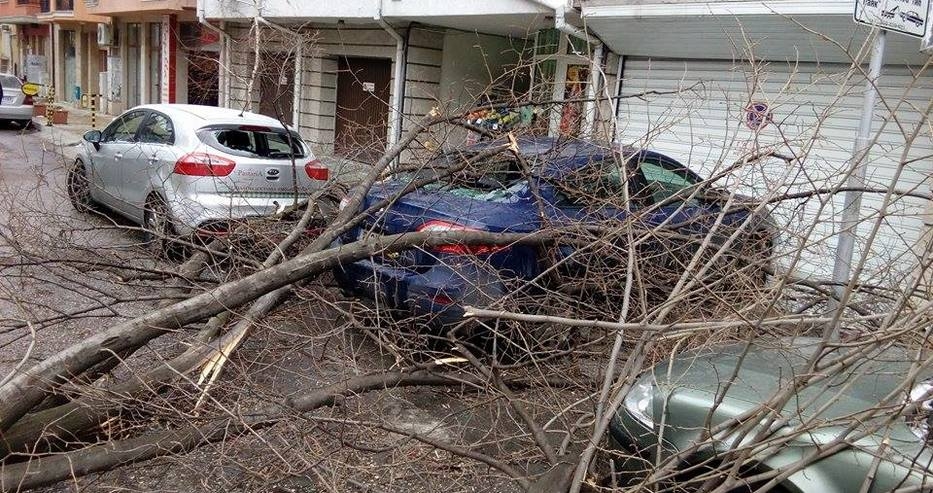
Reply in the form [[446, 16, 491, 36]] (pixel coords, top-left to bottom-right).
[[173, 153, 236, 177], [305, 159, 329, 180], [416, 220, 506, 255], [23, 95, 33, 105]]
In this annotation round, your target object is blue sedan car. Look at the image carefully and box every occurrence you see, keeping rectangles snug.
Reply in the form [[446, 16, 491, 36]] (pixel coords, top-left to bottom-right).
[[335, 137, 773, 327]]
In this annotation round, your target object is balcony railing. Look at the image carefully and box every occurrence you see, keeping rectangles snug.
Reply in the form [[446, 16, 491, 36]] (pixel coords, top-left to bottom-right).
[[39, 0, 49, 12], [56, 0, 73, 10]]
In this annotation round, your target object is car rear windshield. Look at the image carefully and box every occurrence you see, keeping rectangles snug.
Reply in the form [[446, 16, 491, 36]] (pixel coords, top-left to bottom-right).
[[0, 75, 21, 89], [197, 125, 307, 160], [417, 152, 525, 190]]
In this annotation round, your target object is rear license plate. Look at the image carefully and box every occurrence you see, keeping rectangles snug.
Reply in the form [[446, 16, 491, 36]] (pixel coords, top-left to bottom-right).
[[1, 96, 14, 104]]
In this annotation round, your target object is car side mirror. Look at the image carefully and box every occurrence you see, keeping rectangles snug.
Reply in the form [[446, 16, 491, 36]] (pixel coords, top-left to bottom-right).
[[83, 130, 102, 151]]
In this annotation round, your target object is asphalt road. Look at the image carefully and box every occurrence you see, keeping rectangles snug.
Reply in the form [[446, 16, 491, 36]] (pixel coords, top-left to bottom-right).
[[0, 121, 164, 380]]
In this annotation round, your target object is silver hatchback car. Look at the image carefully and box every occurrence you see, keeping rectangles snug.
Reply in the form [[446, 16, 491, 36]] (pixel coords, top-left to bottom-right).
[[0, 74, 35, 126], [68, 104, 329, 254]]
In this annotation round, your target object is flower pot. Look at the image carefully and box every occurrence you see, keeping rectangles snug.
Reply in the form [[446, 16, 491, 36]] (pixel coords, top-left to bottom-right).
[[51, 109, 68, 125]]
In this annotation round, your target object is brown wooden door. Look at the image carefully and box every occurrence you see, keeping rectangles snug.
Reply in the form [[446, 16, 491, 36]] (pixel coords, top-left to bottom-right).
[[334, 57, 391, 162], [259, 51, 295, 125]]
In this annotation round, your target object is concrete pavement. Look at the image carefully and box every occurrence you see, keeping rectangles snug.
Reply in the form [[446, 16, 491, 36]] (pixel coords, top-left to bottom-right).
[[33, 103, 114, 164]]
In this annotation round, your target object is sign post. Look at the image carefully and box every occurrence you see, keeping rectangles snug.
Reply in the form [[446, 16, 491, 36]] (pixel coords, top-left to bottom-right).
[[827, 0, 930, 339]]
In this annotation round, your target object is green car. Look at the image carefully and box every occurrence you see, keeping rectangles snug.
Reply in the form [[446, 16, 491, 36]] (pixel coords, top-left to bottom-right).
[[609, 337, 933, 492]]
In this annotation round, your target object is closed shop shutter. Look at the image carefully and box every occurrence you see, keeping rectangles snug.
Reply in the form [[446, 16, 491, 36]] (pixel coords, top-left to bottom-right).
[[616, 57, 932, 284]]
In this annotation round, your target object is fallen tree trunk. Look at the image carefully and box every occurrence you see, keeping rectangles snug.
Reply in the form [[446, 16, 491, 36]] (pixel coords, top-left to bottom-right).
[[1, 367, 569, 492], [0, 229, 543, 433]]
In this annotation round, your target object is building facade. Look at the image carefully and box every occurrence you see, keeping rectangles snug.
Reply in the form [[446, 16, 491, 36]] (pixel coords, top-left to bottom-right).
[[580, 0, 933, 283], [37, 0, 106, 102], [0, 0, 47, 83], [86, 0, 212, 114], [200, 0, 621, 161]]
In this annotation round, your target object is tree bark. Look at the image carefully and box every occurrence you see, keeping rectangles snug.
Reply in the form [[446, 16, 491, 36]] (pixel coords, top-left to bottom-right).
[[0, 230, 542, 433], [1, 368, 563, 492]]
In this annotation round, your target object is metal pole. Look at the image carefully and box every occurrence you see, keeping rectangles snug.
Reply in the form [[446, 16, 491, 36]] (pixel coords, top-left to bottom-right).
[[90, 93, 96, 129], [45, 84, 54, 127], [826, 29, 887, 336]]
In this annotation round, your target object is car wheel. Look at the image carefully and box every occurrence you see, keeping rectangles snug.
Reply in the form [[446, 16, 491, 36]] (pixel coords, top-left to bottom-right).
[[143, 195, 185, 260], [67, 161, 95, 213], [16, 119, 31, 129]]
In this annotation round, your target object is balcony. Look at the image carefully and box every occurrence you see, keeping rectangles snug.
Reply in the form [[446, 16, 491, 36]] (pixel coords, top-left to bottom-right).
[[0, 0, 40, 19], [86, 0, 195, 16]]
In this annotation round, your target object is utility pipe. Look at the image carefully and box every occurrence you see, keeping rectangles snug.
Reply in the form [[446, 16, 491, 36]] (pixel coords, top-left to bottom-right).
[[197, 3, 231, 108], [376, 0, 407, 150], [579, 41, 603, 136]]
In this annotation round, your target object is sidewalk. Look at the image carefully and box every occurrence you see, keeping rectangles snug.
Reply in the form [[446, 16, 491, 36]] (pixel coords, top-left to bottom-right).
[[34, 104, 114, 163]]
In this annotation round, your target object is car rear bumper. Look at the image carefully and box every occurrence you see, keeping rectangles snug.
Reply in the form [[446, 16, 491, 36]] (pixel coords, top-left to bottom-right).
[[167, 192, 312, 235], [0, 105, 33, 120], [334, 244, 508, 327]]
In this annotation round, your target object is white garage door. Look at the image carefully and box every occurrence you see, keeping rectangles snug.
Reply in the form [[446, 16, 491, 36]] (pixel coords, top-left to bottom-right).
[[616, 57, 932, 285]]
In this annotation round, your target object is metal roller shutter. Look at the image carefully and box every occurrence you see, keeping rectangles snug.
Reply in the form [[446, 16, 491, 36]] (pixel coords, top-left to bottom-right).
[[616, 57, 932, 284]]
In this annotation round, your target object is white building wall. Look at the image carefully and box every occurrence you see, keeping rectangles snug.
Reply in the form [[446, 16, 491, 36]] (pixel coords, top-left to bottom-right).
[[226, 23, 446, 161]]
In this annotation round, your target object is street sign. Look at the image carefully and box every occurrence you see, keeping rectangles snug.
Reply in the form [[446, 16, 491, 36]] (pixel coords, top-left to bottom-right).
[[21, 83, 40, 97], [854, 0, 930, 38]]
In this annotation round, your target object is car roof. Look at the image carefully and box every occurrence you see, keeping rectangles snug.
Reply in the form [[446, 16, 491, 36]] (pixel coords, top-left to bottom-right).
[[131, 104, 291, 129]]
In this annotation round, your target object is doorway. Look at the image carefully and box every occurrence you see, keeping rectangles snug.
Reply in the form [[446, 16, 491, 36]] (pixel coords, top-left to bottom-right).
[[258, 51, 295, 125], [187, 51, 219, 107], [334, 56, 391, 162]]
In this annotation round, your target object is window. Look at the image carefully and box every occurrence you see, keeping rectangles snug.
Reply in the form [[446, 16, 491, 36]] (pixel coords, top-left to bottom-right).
[[138, 112, 174, 145], [197, 125, 307, 159], [634, 158, 699, 206], [101, 111, 147, 143]]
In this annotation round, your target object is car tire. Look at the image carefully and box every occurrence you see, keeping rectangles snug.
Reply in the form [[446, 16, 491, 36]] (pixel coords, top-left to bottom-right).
[[143, 194, 185, 261], [67, 160, 95, 213], [16, 119, 31, 129]]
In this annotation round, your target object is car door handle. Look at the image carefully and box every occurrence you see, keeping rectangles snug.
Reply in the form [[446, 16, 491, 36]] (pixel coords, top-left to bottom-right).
[[148, 155, 158, 164], [114, 152, 123, 161]]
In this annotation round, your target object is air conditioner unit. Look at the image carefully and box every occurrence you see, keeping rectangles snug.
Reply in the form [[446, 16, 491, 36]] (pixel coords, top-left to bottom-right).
[[97, 24, 112, 47]]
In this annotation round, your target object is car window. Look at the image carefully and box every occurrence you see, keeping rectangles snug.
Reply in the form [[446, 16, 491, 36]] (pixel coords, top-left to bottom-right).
[[415, 153, 525, 193], [138, 112, 175, 145], [101, 111, 147, 143], [553, 158, 630, 206], [633, 158, 699, 206], [197, 125, 306, 159], [0, 75, 21, 89]]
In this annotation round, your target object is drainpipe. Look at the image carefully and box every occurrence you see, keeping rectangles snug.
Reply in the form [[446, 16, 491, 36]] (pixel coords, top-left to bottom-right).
[[530, 1, 605, 137], [255, 16, 304, 130], [376, 0, 406, 150], [197, 3, 230, 107]]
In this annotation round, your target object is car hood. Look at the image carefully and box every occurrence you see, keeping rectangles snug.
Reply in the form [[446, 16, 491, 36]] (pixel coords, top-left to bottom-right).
[[654, 337, 932, 449]]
